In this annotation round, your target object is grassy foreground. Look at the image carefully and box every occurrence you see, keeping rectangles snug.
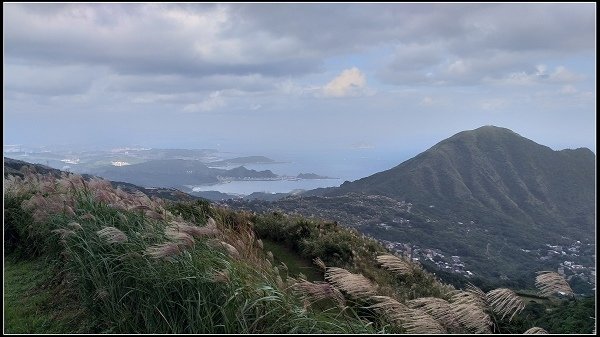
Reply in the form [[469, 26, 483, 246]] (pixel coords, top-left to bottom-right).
[[4, 257, 89, 333], [4, 167, 581, 334]]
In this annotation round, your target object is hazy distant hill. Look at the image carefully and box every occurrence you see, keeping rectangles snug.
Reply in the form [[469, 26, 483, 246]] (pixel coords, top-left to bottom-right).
[[4, 157, 60, 177], [92, 159, 277, 189], [207, 156, 277, 167], [140, 148, 218, 160], [4, 157, 200, 202]]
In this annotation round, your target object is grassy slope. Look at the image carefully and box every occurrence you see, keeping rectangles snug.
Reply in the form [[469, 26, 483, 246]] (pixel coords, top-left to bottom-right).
[[4, 168, 594, 334], [4, 257, 90, 333], [3, 172, 378, 334], [262, 239, 322, 281]]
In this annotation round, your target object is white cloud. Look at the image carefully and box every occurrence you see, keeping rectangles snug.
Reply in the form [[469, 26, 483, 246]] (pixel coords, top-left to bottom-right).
[[322, 67, 368, 98], [447, 60, 469, 76], [182, 91, 225, 112]]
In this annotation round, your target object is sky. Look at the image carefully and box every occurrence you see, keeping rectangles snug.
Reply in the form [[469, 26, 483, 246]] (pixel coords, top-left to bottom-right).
[[3, 3, 597, 157]]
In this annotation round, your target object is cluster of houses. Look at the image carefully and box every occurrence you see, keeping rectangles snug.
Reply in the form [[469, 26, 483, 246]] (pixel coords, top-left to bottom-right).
[[380, 240, 475, 277]]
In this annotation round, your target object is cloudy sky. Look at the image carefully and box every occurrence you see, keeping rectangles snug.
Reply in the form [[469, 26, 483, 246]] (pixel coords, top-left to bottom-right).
[[3, 3, 596, 156]]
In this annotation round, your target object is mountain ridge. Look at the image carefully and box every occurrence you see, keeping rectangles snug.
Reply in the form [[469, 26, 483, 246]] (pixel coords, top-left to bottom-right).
[[232, 125, 595, 292], [329, 125, 595, 232]]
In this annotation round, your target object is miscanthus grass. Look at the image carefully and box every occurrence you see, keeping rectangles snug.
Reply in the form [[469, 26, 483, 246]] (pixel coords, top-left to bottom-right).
[[4, 170, 375, 334], [5, 168, 578, 334], [535, 271, 574, 297]]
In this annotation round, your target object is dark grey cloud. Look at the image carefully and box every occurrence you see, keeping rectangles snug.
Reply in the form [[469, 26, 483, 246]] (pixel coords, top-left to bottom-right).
[[453, 3, 595, 53], [4, 3, 322, 80], [228, 4, 477, 53], [4, 3, 594, 94], [378, 3, 595, 86]]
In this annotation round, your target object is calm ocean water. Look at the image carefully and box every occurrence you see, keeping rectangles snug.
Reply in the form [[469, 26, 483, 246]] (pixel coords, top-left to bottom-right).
[[190, 148, 411, 195]]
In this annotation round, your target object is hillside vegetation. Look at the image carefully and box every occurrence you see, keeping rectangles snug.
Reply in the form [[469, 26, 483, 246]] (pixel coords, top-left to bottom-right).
[[244, 126, 595, 291], [335, 126, 595, 232], [3, 165, 590, 333]]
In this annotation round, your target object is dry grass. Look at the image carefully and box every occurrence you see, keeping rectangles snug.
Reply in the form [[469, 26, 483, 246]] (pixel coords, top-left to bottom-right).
[[325, 267, 376, 299], [220, 242, 240, 259], [145, 242, 185, 259], [292, 280, 345, 307], [535, 271, 574, 297], [168, 220, 220, 238], [164, 228, 195, 247], [312, 257, 326, 271], [96, 227, 128, 244], [486, 288, 525, 320], [68, 222, 83, 230], [8, 167, 564, 334], [450, 284, 492, 333], [376, 254, 418, 276], [368, 295, 411, 319], [403, 308, 446, 334], [369, 296, 446, 334], [407, 297, 459, 331], [52, 228, 75, 240]]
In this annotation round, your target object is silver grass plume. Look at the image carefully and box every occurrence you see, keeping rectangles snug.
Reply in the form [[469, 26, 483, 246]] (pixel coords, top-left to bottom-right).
[[67, 221, 83, 230], [292, 280, 346, 307], [220, 241, 240, 259], [313, 257, 326, 271], [535, 271, 574, 297], [325, 267, 376, 299], [96, 227, 128, 243], [407, 297, 459, 330], [369, 296, 446, 334], [486, 288, 525, 321], [170, 221, 219, 238], [376, 254, 418, 276], [52, 228, 75, 240], [450, 284, 492, 333], [145, 243, 184, 259], [165, 227, 195, 247]]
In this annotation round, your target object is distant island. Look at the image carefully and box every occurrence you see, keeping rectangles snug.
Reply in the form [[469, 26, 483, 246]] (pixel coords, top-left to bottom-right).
[[208, 156, 280, 167], [296, 172, 335, 179]]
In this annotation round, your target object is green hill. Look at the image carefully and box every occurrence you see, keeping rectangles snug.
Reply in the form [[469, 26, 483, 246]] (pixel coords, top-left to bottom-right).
[[334, 125, 595, 234], [236, 126, 595, 292]]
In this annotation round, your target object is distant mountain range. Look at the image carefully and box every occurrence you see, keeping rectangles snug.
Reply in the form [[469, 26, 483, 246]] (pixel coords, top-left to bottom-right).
[[234, 126, 596, 292]]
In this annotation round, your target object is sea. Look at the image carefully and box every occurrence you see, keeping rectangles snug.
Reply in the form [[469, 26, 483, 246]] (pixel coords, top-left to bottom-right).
[[189, 148, 412, 195]]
